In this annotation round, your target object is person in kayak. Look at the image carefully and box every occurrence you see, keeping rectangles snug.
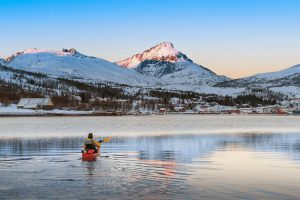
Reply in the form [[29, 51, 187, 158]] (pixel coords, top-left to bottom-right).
[[83, 133, 102, 153]]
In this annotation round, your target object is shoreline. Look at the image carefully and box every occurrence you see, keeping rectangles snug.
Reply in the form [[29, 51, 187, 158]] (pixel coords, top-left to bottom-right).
[[0, 112, 298, 117]]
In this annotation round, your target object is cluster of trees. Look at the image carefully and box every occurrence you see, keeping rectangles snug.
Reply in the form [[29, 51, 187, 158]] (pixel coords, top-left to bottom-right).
[[149, 90, 200, 100], [0, 81, 43, 106], [148, 90, 200, 108], [58, 78, 127, 99], [148, 89, 278, 108], [90, 99, 132, 112], [51, 95, 80, 109], [204, 94, 277, 107]]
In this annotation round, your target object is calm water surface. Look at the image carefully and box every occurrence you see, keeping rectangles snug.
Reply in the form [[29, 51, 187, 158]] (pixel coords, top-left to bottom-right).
[[0, 115, 300, 200]]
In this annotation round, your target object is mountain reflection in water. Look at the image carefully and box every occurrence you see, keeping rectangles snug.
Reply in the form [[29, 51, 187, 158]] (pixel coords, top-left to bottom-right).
[[1, 133, 300, 161]]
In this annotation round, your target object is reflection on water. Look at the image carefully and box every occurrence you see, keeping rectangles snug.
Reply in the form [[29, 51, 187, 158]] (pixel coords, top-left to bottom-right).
[[2, 133, 299, 161], [1, 133, 300, 199]]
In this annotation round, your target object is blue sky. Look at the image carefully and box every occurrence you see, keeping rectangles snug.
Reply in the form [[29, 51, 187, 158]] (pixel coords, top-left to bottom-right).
[[0, 0, 299, 78]]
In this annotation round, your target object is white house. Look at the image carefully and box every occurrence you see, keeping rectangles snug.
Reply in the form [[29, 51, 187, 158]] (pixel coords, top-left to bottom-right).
[[239, 107, 255, 114], [256, 105, 280, 114], [17, 98, 54, 110]]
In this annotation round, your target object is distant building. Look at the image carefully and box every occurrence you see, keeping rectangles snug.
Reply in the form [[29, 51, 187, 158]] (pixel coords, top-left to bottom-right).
[[256, 105, 280, 114], [221, 109, 240, 114], [159, 108, 167, 114], [17, 98, 54, 110], [174, 106, 185, 112], [239, 108, 255, 114]]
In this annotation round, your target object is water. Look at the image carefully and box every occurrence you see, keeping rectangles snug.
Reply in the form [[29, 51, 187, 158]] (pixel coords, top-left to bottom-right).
[[0, 115, 300, 200]]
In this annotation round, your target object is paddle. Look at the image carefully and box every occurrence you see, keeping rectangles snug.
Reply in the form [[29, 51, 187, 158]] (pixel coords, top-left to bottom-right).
[[97, 136, 112, 157], [99, 136, 112, 143]]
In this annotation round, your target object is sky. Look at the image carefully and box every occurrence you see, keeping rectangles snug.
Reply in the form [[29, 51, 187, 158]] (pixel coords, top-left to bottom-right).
[[0, 0, 299, 78]]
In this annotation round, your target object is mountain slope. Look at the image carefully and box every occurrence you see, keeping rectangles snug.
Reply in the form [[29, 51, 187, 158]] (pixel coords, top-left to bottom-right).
[[136, 60, 229, 86], [0, 58, 5, 65], [217, 64, 300, 88], [117, 42, 230, 86], [6, 48, 155, 86]]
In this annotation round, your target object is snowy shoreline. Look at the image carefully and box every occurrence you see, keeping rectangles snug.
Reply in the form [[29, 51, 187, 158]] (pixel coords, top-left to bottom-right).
[[0, 104, 93, 117], [0, 105, 299, 117]]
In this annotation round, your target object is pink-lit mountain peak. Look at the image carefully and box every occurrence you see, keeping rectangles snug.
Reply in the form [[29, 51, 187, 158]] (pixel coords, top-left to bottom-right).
[[117, 42, 192, 68], [5, 48, 82, 62]]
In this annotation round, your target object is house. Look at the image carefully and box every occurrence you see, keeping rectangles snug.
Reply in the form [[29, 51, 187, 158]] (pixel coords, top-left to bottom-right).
[[174, 106, 185, 112], [159, 108, 167, 115], [17, 98, 54, 110], [239, 107, 255, 114], [256, 105, 280, 114]]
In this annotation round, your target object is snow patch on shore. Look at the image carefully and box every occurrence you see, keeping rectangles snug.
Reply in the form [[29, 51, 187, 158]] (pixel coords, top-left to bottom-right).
[[0, 104, 92, 116]]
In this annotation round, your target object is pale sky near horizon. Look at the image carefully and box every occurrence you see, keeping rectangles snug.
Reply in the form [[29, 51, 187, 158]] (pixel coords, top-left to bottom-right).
[[0, 0, 299, 78]]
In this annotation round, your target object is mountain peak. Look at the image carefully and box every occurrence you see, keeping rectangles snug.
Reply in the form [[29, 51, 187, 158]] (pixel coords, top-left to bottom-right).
[[6, 48, 82, 62], [21, 48, 79, 55], [146, 41, 178, 57], [116, 42, 192, 68], [61, 48, 78, 54], [152, 41, 175, 50]]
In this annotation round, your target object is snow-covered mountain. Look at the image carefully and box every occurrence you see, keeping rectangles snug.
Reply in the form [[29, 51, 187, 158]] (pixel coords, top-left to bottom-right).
[[5, 48, 154, 86], [4, 44, 300, 97], [117, 42, 230, 86], [117, 42, 192, 68], [214, 64, 300, 97], [217, 64, 300, 88]]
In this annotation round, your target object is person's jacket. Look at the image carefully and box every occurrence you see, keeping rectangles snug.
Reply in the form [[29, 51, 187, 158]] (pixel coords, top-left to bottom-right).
[[83, 138, 100, 149]]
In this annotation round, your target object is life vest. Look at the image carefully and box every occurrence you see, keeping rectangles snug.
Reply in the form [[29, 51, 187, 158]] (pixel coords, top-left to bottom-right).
[[84, 138, 93, 145], [84, 138, 96, 150]]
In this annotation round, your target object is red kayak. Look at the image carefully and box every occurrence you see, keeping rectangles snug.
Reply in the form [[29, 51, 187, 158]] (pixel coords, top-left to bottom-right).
[[81, 137, 111, 161], [82, 148, 100, 161]]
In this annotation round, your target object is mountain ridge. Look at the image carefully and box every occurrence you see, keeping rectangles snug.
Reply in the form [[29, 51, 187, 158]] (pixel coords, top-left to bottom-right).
[[2, 43, 300, 97], [217, 64, 300, 88], [5, 48, 157, 86]]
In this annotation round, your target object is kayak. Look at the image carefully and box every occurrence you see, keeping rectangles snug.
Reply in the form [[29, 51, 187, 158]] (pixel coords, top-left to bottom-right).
[[82, 148, 100, 161], [81, 137, 111, 161]]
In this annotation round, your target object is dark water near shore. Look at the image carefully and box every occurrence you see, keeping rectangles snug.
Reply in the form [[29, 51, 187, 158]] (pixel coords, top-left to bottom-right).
[[1, 115, 300, 199]]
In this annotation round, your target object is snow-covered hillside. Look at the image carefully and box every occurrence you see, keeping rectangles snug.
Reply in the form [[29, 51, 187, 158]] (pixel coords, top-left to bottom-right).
[[5, 48, 155, 86], [0, 63, 80, 96], [117, 42, 230, 86], [137, 60, 229, 86], [218, 64, 300, 88]]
